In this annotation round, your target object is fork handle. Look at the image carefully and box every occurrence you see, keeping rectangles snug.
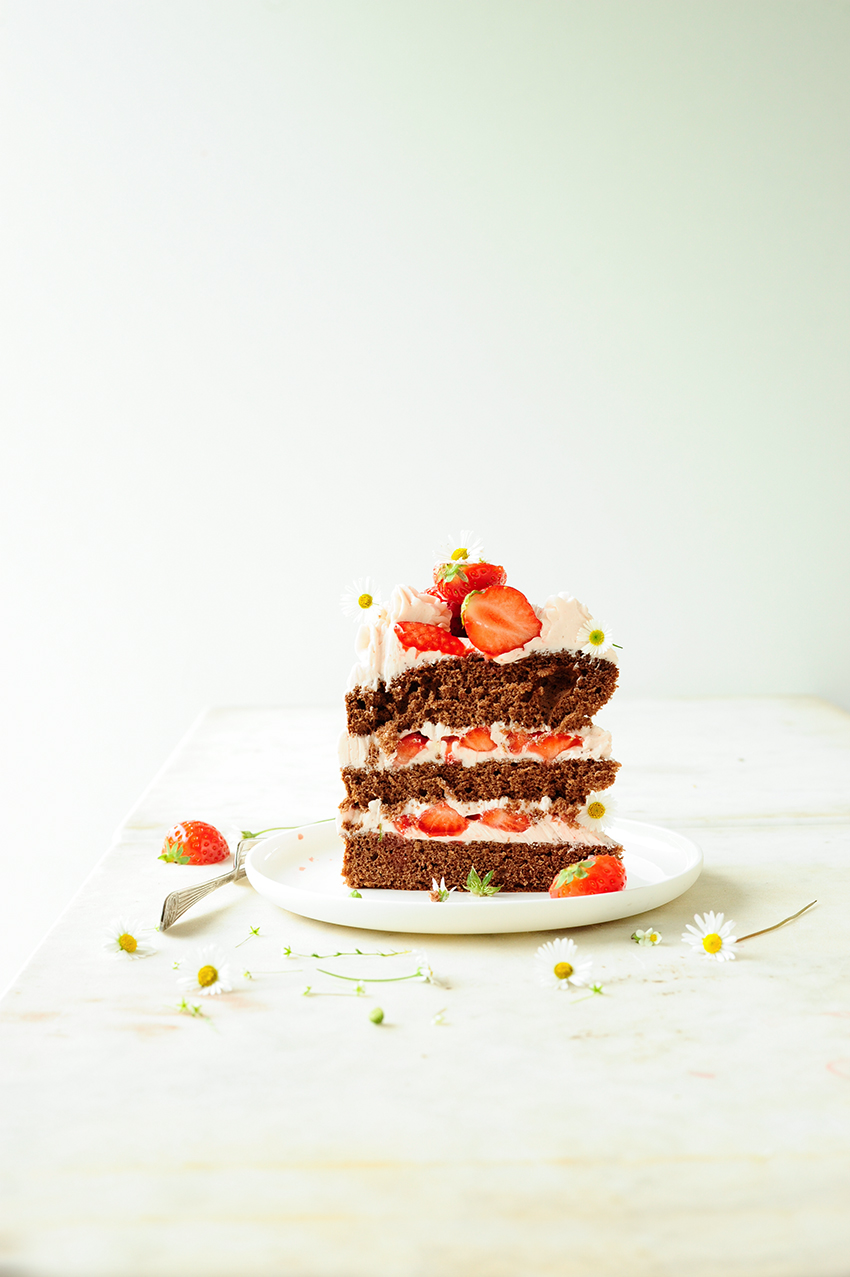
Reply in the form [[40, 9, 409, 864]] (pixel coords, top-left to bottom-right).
[[159, 839, 255, 932]]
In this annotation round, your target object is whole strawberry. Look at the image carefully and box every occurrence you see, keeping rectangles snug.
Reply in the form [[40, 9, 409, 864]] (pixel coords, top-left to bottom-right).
[[159, 821, 231, 866], [433, 560, 507, 614], [549, 856, 626, 897]]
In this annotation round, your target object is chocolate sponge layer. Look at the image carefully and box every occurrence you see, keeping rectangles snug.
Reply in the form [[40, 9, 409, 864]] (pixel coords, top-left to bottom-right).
[[342, 832, 623, 892], [345, 650, 618, 737], [341, 757, 619, 807]]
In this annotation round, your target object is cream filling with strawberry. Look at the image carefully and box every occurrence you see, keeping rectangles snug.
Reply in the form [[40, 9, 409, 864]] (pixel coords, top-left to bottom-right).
[[338, 722, 613, 770], [347, 588, 616, 692], [339, 797, 619, 847]]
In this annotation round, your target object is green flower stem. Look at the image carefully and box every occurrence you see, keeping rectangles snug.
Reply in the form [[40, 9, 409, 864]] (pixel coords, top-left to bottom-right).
[[738, 899, 817, 942], [316, 968, 422, 984], [235, 926, 262, 948], [283, 947, 411, 959], [240, 818, 335, 839]]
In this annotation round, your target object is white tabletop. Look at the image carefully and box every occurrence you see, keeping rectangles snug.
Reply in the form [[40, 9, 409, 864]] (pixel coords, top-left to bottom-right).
[[2, 697, 850, 1277]]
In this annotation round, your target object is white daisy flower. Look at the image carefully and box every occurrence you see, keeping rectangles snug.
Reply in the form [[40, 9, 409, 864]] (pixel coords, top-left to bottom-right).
[[631, 927, 662, 946], [534, 937, 593, 989], [576, 617, 614, 658], [682, 911, 739, 962], [429, 876, 457, 903], [410, 951, 441, 985], [340, 576, 383, 618], [576, 790, 617, 832], [103, 917, 156, 960], [434, 529, 485, 564], [176, 944, 234, 996]]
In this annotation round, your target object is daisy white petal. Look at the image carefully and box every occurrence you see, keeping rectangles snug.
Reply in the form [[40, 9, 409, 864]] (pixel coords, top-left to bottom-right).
[[429, 876, 457, 903], [576, 790, 617, 832], [434, 529, 485, 564], [575, 617, 614, 659], [340, 576, 383, 619], [176, 943, 233, 996], [631, 927, 662, 946], [533, 937, 593, 989], [681, 911, 739, 962], [103, 917, 156, 960]]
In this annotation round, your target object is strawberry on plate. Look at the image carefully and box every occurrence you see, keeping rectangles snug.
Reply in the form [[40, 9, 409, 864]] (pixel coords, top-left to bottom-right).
[[458, 727, 496, 752], [433, 561, 507, 613], [479, 808, 531, 832], [415, 802, 468, 837], [393, 732, 429, 766], [549, 856, 627, 897], [394, 621, 465, 657], [461, 585, 542, 657], [159, 821, 231, 866]]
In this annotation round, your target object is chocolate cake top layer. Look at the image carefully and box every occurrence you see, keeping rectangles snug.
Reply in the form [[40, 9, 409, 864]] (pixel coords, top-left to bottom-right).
[[345, 649, 618, 737], [342, 830, 623, 892], [341, 757, 619, 806]]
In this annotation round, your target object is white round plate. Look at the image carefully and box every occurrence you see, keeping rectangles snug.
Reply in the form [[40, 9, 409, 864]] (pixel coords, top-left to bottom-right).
[[245, 818, 702, 935]]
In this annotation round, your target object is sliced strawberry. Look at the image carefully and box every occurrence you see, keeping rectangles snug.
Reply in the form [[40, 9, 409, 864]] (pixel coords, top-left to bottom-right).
[[479, 808, 531, 832], [433, 561, 507, 611], [458, 727, 496, 752], [526, 733, 583, 760], [549, 856, 627, 898], [442, 735, 460, 763], [461, 586, 542, 657], [393, 732, 429, 766], [393, 815, 417, 834], [394, 621, 465, 656], [505, 730, 531, 754], [415, 802, 468, 837]]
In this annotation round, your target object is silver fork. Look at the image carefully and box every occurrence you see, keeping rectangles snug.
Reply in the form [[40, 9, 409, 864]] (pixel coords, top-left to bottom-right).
[[159, 838, 258, 932]]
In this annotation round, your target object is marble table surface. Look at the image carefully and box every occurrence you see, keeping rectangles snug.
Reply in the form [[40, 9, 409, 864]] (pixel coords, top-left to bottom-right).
[[2, 697, 850, 1277]]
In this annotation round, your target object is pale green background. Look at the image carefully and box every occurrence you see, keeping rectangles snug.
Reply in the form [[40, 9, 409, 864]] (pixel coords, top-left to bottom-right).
[[1, 0, 848, 985]]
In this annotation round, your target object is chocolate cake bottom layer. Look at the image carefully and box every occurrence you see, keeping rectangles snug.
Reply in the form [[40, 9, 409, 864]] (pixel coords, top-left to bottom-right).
[[342, 757, 619, 806], [342, 832, 624, 893], [345, 649, 618, 736]]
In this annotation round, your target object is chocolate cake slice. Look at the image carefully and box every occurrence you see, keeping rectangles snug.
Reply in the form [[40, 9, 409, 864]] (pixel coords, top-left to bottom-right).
[[337, 549, 624, 896]]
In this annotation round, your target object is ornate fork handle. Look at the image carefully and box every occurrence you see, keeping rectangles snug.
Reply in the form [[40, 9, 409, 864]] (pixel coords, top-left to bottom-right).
[[159, 839, 256, 932]]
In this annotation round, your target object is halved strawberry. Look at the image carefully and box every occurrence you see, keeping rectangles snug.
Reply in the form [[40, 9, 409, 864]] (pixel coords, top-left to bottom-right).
[[393, 732, 429, 766], [415, 802, 468, 837], [394, 621, 465, 656], [549, 856, 627, 897], [461, 586, 542, 657], [479, 808, 531, 832], [505, 730, 531, 754], [526, 733, 583, 760], [159, 820, 230, 866], [433, 561, 507, 612], [458, 727, 496, 752]]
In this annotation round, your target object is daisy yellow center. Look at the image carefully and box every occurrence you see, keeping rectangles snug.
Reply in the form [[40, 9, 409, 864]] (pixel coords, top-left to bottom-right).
[[451, 547, 467, 561], [702, 933, 723, 954], [587, 801, 606, 820], [357, 593, 373, 609], [588, 629, 605, 647], [649, 933, 660, 943], [118, 933, 137, 953], [553, 961, 573, 979], [197, 964, 218, 987]]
